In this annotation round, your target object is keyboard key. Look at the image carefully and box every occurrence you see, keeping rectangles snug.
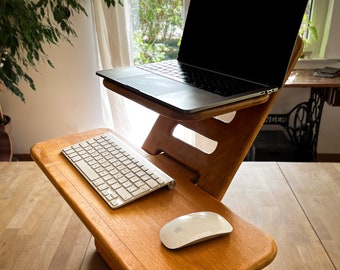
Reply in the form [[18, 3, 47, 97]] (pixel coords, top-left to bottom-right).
[[116, 187, 132, 200], [75, 160, 99, 181]]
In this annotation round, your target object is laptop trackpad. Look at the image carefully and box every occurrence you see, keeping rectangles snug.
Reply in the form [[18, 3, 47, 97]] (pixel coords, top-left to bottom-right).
[[119, 74, 188, 96], [119, 74, 230, 112]]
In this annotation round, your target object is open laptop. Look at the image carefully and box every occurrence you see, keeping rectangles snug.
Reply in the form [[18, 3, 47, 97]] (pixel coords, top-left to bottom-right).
[[96, 0, 308, 114]]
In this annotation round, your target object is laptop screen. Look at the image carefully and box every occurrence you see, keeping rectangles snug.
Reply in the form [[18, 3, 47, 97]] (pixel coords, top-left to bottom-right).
[[178, 0, 308, 87]]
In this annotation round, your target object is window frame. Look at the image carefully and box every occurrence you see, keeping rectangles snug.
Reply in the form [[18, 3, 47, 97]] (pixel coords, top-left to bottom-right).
[[307, 0, 333, 59]]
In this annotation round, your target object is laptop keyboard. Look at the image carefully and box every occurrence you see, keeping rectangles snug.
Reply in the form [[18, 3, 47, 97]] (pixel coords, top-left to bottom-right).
[[138, 60, 263, 96], [61, 132, 176, 209]]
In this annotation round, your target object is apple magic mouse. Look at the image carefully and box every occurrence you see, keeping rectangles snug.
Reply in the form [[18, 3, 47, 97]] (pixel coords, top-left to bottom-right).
[[159, 211, 233, 249]]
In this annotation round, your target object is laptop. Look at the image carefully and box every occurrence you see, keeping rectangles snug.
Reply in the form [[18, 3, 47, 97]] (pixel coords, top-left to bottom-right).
[[96, 0, 308, 114]]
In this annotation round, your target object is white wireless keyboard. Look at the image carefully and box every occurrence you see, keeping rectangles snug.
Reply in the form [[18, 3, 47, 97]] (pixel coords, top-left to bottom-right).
[[61, 132, 176, 209]]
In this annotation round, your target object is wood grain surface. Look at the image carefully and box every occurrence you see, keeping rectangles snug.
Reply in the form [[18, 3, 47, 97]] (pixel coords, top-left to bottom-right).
[[1, 161, 338, 269]]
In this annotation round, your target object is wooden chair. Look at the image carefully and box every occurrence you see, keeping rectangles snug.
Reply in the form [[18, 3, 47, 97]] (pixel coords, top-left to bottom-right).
[[31, 37, 303, 269]]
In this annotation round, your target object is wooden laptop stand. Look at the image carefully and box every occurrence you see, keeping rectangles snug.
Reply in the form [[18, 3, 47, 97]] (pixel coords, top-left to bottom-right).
[[31, 37, 303, 269]]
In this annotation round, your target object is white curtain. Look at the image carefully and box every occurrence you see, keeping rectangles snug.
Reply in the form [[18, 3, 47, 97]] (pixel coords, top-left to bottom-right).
[[92, 1, 133, 68], [92, 0, 160, 146], [91, 1, 130, 138]]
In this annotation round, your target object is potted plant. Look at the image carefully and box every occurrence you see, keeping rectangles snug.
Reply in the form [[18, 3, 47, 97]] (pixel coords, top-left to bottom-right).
[[0, 82, 12, 161], [0, 50, 11, 135], [0, 0, 121, 160]]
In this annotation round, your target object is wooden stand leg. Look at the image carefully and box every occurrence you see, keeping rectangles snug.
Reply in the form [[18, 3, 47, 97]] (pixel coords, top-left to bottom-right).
[[142, 95, 279, 200]]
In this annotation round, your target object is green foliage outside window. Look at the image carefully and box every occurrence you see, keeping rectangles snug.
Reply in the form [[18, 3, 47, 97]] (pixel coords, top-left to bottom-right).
[[131, 0, 183, 65], [132, 0, 318, 63]]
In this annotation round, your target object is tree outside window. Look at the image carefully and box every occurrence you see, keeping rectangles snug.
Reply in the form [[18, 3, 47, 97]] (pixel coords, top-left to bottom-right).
[[131, 0, 183, 65]]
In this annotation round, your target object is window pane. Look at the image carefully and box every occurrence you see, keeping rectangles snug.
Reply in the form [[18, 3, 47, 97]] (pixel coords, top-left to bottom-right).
[[305, 0, 331, 59], [131, 0, 184, 65]]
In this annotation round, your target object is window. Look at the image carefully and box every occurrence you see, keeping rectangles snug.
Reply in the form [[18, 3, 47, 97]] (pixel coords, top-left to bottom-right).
[[130, 0, 184, 65], [130, 0, 332, 62], [304, 0, 333, 59]]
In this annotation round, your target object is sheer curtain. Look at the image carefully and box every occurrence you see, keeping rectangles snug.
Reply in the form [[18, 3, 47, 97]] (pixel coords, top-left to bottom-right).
[[91, 0, 201, 148], [92, 0, 160, 147]]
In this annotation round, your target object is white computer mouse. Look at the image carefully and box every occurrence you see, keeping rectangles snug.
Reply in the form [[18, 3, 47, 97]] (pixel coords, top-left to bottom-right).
[[159, 211, 233, 249]]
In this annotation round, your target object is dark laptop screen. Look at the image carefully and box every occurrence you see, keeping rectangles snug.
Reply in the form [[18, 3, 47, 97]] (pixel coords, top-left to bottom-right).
[[178, 0, 308, 87]]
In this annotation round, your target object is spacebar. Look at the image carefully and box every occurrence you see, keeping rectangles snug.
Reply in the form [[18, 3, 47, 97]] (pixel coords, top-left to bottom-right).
[[75, 160, 99, 181]]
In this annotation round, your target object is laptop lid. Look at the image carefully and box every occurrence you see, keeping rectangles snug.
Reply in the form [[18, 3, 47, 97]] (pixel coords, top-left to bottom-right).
[[178, 0, 308, 88]]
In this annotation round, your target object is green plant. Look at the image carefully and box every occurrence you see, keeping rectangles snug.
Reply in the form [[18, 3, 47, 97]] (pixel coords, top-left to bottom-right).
[[299, 11, 318, 58], [299, 12, 318, 42], [0, 0, 122, 103]]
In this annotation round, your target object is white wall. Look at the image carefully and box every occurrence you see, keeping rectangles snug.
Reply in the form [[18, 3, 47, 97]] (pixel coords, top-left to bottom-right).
[[1, 2, 340, 156]]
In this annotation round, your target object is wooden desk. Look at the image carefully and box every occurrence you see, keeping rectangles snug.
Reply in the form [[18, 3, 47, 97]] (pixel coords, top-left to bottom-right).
[[264, 69, 340, 161], [285, 69, 340, 88], [1, 161, 339, 269]]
